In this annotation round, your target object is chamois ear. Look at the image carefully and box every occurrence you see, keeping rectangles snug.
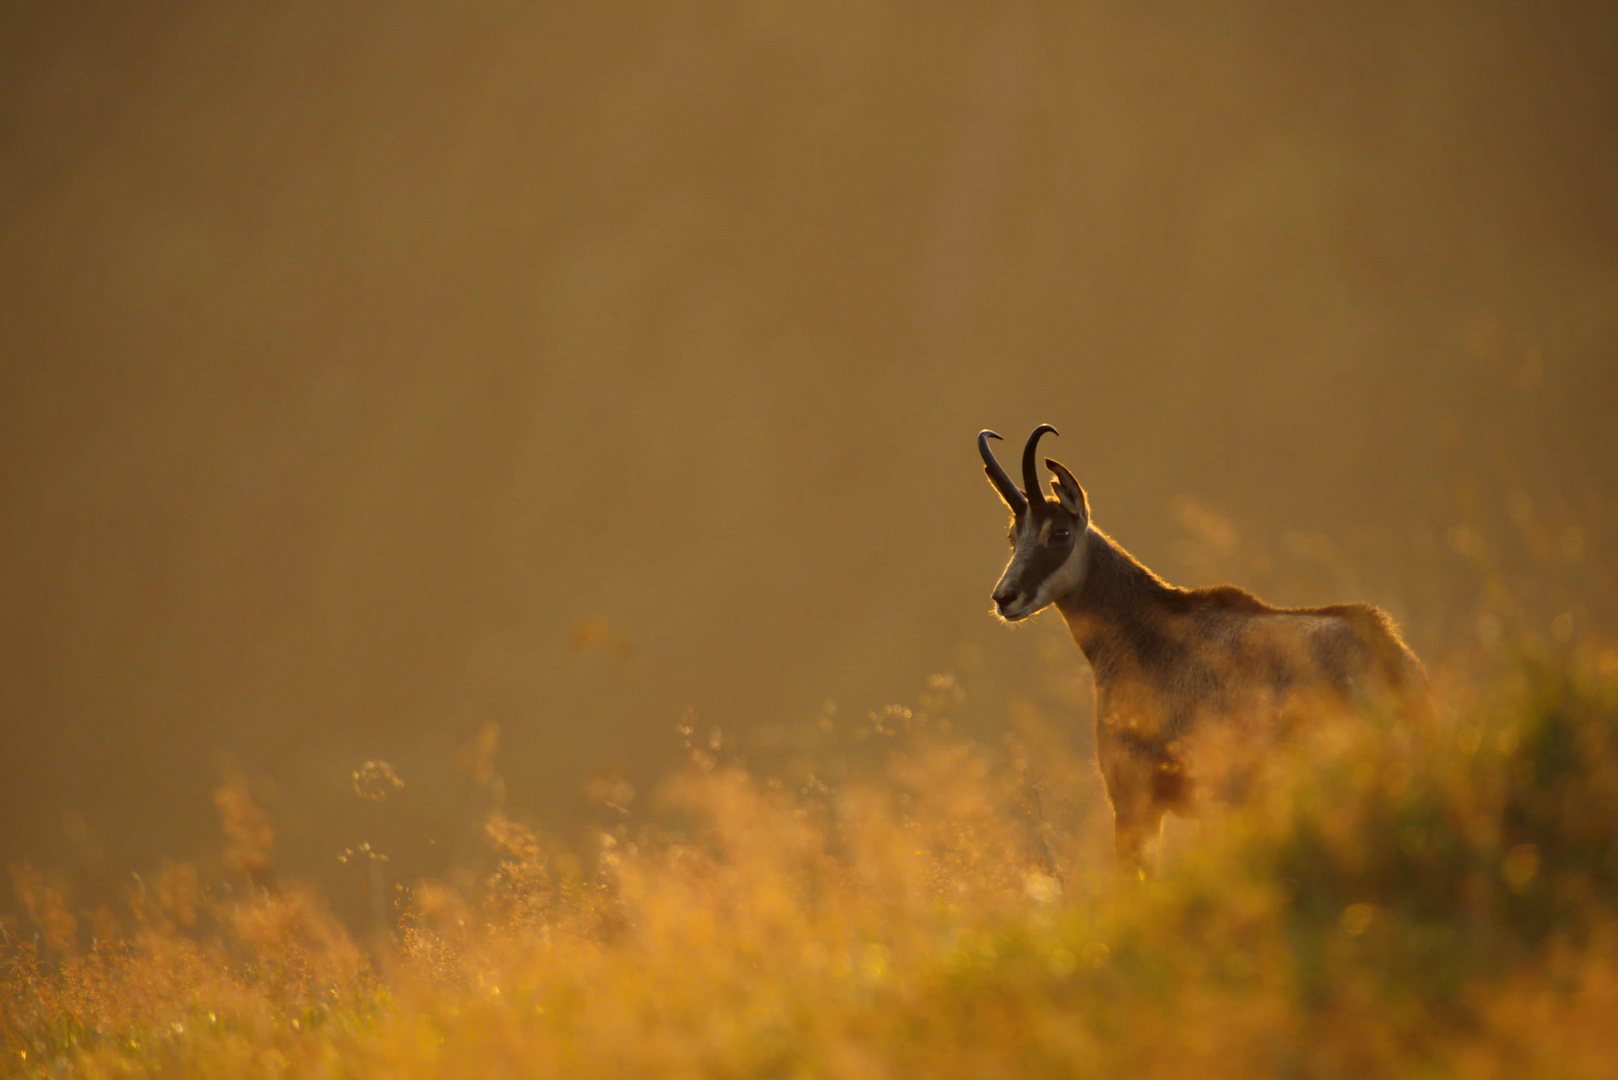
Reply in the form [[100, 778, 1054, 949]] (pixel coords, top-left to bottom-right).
[[1046, 458, 1089, 523]]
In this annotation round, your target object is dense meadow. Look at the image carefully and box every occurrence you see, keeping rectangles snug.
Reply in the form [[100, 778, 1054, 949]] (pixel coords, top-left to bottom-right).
[[6, 630, 1618, 1078]]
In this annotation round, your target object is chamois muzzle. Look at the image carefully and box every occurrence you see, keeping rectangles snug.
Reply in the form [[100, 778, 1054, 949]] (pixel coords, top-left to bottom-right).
[[979, 430, 1027, 514], [1021, 424, 1059, 511]]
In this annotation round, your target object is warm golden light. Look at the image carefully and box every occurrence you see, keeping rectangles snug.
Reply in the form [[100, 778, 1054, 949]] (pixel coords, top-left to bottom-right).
[[3, 3, 1616, 1074]]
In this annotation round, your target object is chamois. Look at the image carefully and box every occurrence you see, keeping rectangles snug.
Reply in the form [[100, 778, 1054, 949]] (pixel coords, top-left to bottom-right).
[[980, 425, 1429, 875]]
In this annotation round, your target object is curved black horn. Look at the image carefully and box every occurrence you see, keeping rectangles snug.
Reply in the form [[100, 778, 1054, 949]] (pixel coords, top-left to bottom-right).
[[978, 430, 1027, 513], [1021, 424, 1059, 508]]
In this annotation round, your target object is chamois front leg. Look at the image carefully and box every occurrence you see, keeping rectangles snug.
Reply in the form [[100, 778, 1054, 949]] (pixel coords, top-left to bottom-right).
[[1103, 751, 1169, 879], [1112, 803, 1167, 879]]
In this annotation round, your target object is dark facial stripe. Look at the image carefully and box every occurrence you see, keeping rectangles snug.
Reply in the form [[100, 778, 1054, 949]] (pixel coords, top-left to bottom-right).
[[1015, 536, 1072, 594]]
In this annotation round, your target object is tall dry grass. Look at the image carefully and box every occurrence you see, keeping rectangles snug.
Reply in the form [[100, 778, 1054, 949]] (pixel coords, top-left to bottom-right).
[[6, 643, 1618, 1078]]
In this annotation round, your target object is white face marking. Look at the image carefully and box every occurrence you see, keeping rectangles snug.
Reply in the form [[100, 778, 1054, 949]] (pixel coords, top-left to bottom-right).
[[993, 522, 1090, 621], [1029, 529, 1090, 611]]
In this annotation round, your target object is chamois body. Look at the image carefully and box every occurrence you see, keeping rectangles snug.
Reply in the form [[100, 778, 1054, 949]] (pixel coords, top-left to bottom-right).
[[1057, 526, 1426, 872], [977, 425, 1428, 875]]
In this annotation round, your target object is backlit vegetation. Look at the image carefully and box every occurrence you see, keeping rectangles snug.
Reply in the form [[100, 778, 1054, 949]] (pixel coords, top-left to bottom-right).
[[7, 646, 1618, 1077]]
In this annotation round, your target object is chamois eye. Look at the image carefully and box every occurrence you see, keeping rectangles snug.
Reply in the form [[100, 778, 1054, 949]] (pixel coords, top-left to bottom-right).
[[1051, 528, 1072, 544]]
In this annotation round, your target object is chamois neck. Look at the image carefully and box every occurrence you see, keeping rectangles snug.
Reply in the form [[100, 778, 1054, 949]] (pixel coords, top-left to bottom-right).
[[1054, 528, 1183, 665]]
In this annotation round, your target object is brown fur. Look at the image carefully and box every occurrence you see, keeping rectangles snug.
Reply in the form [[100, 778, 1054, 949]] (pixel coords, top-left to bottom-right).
[[1053, 527, 1429, 876], [982, 428, 1429, 875]]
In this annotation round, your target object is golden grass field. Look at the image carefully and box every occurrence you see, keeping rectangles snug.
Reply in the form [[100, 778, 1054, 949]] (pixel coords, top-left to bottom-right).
[[7, 643, 1618, 1079]]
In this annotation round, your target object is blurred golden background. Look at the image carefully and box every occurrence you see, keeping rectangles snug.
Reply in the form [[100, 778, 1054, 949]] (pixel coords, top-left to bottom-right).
[[3, 3, 1615, 919]]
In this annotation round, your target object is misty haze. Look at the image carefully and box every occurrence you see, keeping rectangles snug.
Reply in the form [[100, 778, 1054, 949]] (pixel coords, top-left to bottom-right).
[[3, 4, 1617, 1076]]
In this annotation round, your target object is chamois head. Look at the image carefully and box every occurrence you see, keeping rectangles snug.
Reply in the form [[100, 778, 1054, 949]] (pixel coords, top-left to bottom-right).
[[980, 425, 1091, 621]]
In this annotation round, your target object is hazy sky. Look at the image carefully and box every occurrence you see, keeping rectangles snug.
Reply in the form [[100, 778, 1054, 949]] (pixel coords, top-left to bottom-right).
[[3, 2, 1615, 911]]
